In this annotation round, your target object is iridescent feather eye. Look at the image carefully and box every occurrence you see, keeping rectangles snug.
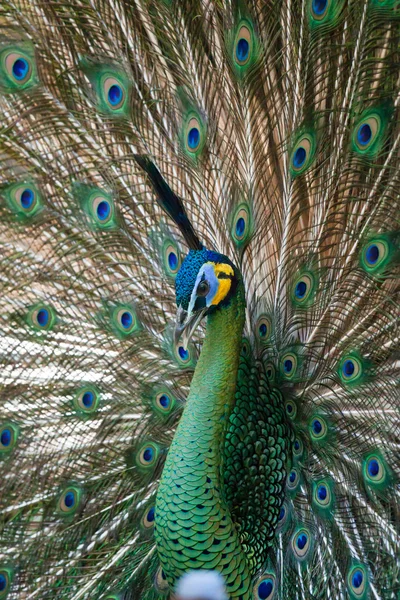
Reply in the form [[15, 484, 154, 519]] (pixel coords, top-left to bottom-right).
[[80, 61, 130, 116], [186, 117, 201, 151], [292, 528, 312, 560], [352, 109, 388, 157], [276, 502, 289, 530], [353, 116, 380, 152], [361, 239, 390, 274], [112, 306, 140, 336], [290, 133, 316, 176], [103, 77, 126, 110], [1, 46, 36, 90], [312, 479, 334, 512], [154, 566, 169, 592], [142, 506, 156, 529], [231, 20, 258, 76], [292, 272, 315, 306], [256, 316, 272, 343], [58, 486, 82, 516], [339, 355, 363, 384], [231, 204, 252, 247], [153, 391, 175, 415], [235, 25, 252, 66], [363, 454, 388, 488], [293, 438, 304, 458], [265, 363, 275, 381], [311, 0, 330, 18], [27, 304, 56, 331], [4, 183, 43, 217], [183, 114, 206, 157], [91, 194, 114, 225], [285, 400, 297, 420], [74, 386, 99, 414], [176, 344, 190, 364], [309, 0, 345, 27], [163, 242, 181, 278], [287, 468, 300, 491], [253, 573, 276, 600], [136, 443, 159, 469], [280, 352, 298, 379], [0, 423, 19, 454], [0, 567, 13, 598], [309, 416, 328, 441], [347, 564, 368, 599]]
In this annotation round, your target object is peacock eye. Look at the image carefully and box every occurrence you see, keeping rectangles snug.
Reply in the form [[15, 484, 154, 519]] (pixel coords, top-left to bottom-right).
[[103, 76, 126, 110], [5, 51, 34, 86], [197, 280, 210, 297], [311, 0, 329, 18]]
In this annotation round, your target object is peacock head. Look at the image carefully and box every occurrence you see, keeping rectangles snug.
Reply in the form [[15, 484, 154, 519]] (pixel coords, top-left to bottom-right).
[[174, 248, 239, 348]]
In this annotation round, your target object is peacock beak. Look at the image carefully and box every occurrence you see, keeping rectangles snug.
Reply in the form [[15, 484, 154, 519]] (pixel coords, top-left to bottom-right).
[[174, 305, 207, 351]]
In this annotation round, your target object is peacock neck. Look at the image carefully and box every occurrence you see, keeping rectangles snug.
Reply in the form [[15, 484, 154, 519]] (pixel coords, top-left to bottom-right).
[[180, 279, 246, 473], [155, 279, 253, 597]]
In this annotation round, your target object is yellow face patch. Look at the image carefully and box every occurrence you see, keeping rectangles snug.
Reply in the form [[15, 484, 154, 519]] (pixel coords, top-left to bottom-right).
[[207, 262, 234, 306]]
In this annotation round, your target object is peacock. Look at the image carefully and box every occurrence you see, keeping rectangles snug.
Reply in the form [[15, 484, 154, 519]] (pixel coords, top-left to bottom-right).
[[0, 0, 399, 599]]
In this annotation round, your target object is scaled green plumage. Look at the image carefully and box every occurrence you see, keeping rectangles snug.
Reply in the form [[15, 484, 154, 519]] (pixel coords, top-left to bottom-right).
[[0, 1, 399, 600]]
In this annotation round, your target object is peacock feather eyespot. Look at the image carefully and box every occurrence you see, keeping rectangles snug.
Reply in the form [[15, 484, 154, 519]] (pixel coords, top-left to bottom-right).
[[360, 237, 391, 274], [276, 502, 290, 531], [312, 478, 334, 513], [292, 528, 312, 561], [285, 400, 297, 420], [91, 194, 114, 226], [253, 572, 276, 600], [311, 0, 329, 17], [74, 386, 100, 415], [0, 423, 19, 455], [292, 272, 316, 306], [0, 567, 13, 599], [3, 182, 43, 218], [163, 241, 181, 278], [293, 437, 304, 458], [231, 204, 252, 247], [27, 303, 56, 331], [230, 19, 258, 76], [182, 112, 206, 157], [265, 362, 276, 382], [58, 485, 82, 516], [290, 132, 316, 177], [309, 415, 328, 441], [0, 44, 36, 91], [103, 77, 126, 110], [154, 565, 169, 592], [136, 443, 159, 469], [79, 60, 130, 116], [74, 183, 117, 229], [234, 24, 252, 66], [174, 343, 192, 366], [287, 467, 300, 491], [141, 505, 156, 529], [309, 0, 345, 27], [111, 305, 140, 336], [280, 352, 298, 380], [339, 355, 363, 384], [351, 107, 389, 157], [256, 315, 272, 343], [153, 389, 175, 415], [363, 453, 389, 488], [347, 564, 369, 599]]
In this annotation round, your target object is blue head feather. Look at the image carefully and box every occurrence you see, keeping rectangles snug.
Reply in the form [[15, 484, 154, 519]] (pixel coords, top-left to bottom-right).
[[175, 249, 236, 310]]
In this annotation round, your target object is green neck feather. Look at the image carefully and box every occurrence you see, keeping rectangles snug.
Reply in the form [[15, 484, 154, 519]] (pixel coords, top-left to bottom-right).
[[155, 278, 253, 597]]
